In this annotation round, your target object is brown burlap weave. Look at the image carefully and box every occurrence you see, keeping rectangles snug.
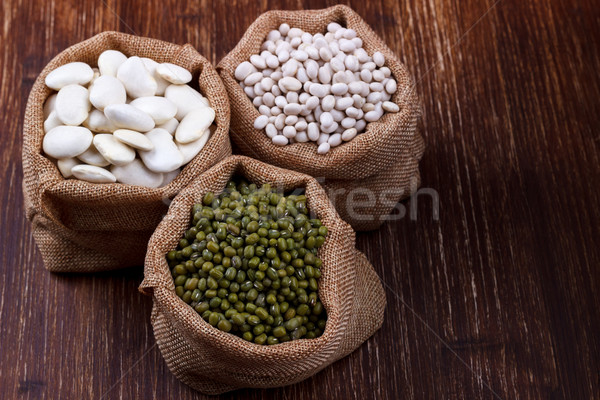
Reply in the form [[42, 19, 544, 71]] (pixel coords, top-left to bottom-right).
[[139, 155, 385, 394], [22, 31, 231, 272], [218, 5, 425, 231]]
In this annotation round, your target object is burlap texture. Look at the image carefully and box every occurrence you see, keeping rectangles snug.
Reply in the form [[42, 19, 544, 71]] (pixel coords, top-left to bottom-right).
[[217, 5, 425, 231], [22, 31, 231, 272], [139, 155, 385, 394]]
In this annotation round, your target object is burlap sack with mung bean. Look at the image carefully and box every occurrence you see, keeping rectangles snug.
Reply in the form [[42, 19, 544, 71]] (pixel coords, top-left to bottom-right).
[[22, 31, 231, 273], [139, 155, 385, 394], [218, 5, 424, 231]]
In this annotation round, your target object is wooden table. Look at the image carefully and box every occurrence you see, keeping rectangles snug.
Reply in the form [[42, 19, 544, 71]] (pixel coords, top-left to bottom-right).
[[1, 0, 598, 398]]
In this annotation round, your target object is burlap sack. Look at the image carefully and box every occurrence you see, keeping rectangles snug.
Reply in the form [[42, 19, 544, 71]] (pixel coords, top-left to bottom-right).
[[218, 5, 424, 231], [139, 155, 385, 394], [22, 31, 231, 272]]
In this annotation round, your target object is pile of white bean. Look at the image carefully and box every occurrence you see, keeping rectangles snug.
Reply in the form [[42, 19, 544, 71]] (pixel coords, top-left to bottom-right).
[[42, 50, 215, 187], [235, 22, 400, 154]]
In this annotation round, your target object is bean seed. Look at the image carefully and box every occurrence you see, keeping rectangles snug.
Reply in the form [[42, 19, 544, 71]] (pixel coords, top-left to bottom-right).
[[382, 101, 400, 113], [234, 23, 403, 152]]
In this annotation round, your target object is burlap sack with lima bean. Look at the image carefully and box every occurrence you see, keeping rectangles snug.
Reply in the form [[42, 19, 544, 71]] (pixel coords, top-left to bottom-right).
[[139, 155, 385, 394], [22, 31, 231, 273], [218, 5, 425, 231]]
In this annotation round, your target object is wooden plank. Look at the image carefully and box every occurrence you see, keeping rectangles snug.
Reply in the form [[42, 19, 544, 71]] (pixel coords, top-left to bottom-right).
[[0, 0, 598, 398]]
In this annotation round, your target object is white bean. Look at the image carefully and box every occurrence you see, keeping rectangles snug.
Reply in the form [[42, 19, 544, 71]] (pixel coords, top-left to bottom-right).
[[382, 101, 400, 112], [339, 39, 355, 53], [341, 117, 356, 129], [360, 69, 372, 83], [45, 62, 94, 90], [265, 123, 278, 138], [322, 121, 338, 134], [319, 46, 332, 62], [328, 133, 342, 147], [370, 82, 384, 92], [344, 55, 359, 71], [272, 135, 288, 146], [309, 83, 328, 98], [254, 115, 269, 129], [156, 63, 192, 85], [93, 133, 136, 166], [307, 122, 320, 141], [386, 79, 397, 94], [305, 46, 319, 60], [71, 164, 116, 183], [335, 97, 354, 111], [285, 115, 298, 125], [317, 142, 330, 154], [348, 81, 362, 94], [267, 30, 281, 41], [284, 103, 302, 115], [305, 96, 320, 110], [44, 111, 62, 133], [244, 72, 263, 86], [130, 96, 177, 124], [295, 131, 309, 142], [318, 66, 332, 84], [330, 57, 345, 73], [317, 133, 329, 145], [250, 55, 267, 69], [275, 95, 287, 108], [266, 54, 279, 69], [355, 119, 367, 132], [233, 23, 402, 152], [283, 126, 296, 138], [373, 51, 385, 67], [175, 107, 215, 143], [105, 104, 155, 132], [364, 110, 381, 122], [305, 60, 319, 79], [346, 107, 360, 119], [295, 120, 307, 131], [331, 83, 348, 96], [57, 158, 79, 178], [286, 91, 299, 104], [117, 56, 157, 98], [56, 84, 90, 126], [278, 49, 290, 63], [280, 76, 302, 91], [372, 70, 385, 82], [89, 76, 126, 111], [342, 128, 358, 141], [258, 104, 271, 115], [319, 112, 333, 128], [274, 114, 285, 130], [296, 67, 309, 83], [98, 51, 127, 77], [321, 95, 335, 112], [263, 92, 275, 107], [43, 126, 93, 159]]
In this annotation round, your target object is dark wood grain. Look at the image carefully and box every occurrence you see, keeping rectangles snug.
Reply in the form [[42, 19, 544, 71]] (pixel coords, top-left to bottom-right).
[[1, 0, 599, 399]]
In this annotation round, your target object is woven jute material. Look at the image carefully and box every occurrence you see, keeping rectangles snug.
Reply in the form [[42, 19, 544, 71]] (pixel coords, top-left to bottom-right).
[[140, 155, 385, 394], [22, 31, 231, 272], [218, 5, 425, 231]]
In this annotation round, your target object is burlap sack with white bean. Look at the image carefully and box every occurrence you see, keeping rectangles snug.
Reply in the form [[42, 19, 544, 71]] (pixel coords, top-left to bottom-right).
[[139, 155, 385, 394], [22, 31, 231, 273], [218, 5, 424, 231]]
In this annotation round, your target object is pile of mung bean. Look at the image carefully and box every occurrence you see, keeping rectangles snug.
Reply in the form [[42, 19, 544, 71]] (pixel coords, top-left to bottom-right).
[[168, 179, 328, 345]]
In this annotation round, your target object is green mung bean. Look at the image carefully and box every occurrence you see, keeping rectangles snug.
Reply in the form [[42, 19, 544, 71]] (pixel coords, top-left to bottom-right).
[[168, 179, 328, 345]]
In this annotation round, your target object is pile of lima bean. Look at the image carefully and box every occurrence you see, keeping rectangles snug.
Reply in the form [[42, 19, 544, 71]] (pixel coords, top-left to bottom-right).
[[168, 180, 328, 345], [42, 51, 215, 186]]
